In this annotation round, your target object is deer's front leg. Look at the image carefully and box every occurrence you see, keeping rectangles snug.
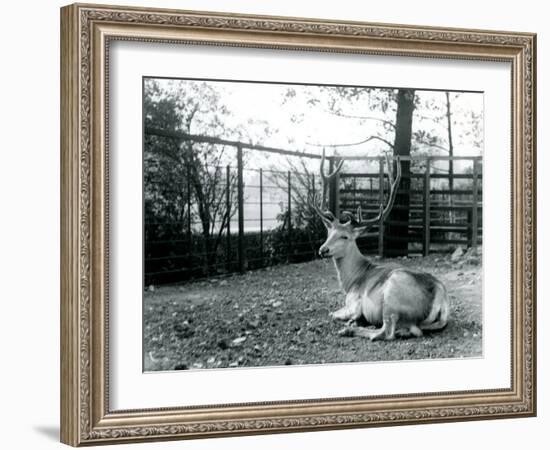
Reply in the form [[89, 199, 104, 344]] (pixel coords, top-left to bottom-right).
[[330, 293, 362, 323], [330, 306, 355, 321]]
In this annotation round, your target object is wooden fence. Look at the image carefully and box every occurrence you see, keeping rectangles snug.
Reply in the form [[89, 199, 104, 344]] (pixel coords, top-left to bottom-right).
[[333, 155, 482, 256], [145, 128, 482, 284]]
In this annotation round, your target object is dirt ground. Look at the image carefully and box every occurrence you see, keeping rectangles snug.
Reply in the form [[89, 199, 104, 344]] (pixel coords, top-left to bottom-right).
[[143, 252, 482, 371]]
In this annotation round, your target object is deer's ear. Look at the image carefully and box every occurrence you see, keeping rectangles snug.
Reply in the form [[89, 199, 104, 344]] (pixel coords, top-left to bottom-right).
[[352, 225, 369, 238], [320, 215, 334, 229]]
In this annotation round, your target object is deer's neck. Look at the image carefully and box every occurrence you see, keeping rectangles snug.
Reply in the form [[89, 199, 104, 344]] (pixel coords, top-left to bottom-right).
[[333, 244, 374, 293]]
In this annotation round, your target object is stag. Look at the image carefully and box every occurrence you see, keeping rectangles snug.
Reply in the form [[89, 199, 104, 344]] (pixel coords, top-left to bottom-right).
[[312, 151, 449, 340]]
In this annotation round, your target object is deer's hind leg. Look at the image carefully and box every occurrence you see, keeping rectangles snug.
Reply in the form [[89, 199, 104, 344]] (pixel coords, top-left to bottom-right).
[[369, 312, 397, 341]]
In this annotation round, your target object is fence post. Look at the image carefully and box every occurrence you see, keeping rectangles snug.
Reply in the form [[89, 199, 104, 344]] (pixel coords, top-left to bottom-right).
[[378, 156, 385, 257], [449, 161, 455, 224], [187, 165, 192, 250], [237, 145, 245, 273], [287, 171, 292, 262], [226, 165, 231, 273], [353, 176, 357, 209], [334, 162, 341, 219], [423, 158, 431, 256], [471, 158, 479, 248], [259, 168, 264, 267], [311, 173, 316, 258]]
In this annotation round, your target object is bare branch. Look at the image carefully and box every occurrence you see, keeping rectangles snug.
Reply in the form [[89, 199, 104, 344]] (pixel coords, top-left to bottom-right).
[[323, 107, 396, 129], [307, 135, 394, 150], [415, 139, 449, 152]]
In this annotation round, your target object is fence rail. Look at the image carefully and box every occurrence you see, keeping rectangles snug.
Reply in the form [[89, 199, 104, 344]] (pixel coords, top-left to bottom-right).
[[144, 130, 482, 285], [334, 155, 482, 258]]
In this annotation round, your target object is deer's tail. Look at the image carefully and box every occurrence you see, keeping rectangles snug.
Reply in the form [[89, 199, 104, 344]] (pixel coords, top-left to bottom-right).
[[420, 283, 449, 331]]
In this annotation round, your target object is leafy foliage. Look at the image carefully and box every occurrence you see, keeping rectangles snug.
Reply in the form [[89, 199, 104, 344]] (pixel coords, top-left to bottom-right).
[[144, 79, 254, 277]]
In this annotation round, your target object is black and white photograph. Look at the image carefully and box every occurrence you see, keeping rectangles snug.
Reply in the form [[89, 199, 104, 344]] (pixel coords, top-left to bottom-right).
[[1, 0, 544, 448], [143, 78, 484, 371]]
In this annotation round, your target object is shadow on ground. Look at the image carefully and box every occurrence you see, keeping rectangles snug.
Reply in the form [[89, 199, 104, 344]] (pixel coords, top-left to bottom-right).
[[33, 425, 59, 441]]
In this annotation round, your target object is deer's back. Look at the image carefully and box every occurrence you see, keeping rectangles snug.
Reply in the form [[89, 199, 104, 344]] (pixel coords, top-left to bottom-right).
[[358, 263, 441, 324]]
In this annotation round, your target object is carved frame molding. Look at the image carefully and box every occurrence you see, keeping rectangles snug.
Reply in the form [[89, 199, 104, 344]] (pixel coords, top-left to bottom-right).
[[60, 3, 536, 446]]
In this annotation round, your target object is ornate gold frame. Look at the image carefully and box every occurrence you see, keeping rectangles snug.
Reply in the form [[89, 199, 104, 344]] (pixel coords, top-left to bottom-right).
[[60, 3, 536, 446]]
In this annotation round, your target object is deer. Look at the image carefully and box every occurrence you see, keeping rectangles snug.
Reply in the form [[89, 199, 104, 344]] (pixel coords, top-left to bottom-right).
[[311, 151, 449, 341]]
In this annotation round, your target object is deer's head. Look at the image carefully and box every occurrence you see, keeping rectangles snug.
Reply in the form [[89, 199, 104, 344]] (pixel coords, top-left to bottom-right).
[[311, 151, 401, 260], [317, 214, 368, 259]]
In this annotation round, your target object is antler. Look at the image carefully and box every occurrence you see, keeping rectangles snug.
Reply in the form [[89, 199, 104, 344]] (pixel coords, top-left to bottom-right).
[[354, 153, 401, 227], [311, 148, 344, 224], [310, 150, 401, 229]]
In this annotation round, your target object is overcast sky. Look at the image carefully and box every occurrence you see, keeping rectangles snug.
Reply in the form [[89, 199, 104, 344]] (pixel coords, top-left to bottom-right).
[[149, 78, 483, 178], [146, 78, 484, 231]]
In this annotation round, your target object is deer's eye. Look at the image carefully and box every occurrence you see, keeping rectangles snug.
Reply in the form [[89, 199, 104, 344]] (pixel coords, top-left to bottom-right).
[[340, 236, 349, 240]]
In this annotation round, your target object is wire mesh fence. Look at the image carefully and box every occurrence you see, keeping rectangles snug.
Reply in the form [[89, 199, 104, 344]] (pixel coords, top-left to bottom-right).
[[144, 132, 482, 285], [145, 162, 327, 285]]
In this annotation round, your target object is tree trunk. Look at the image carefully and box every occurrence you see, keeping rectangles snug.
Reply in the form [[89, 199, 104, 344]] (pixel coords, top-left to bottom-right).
[[184, 146, 214, 276], [386, 89, 415, 257], [445, 92, 455, 224], [445, 91, 454, 192]]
